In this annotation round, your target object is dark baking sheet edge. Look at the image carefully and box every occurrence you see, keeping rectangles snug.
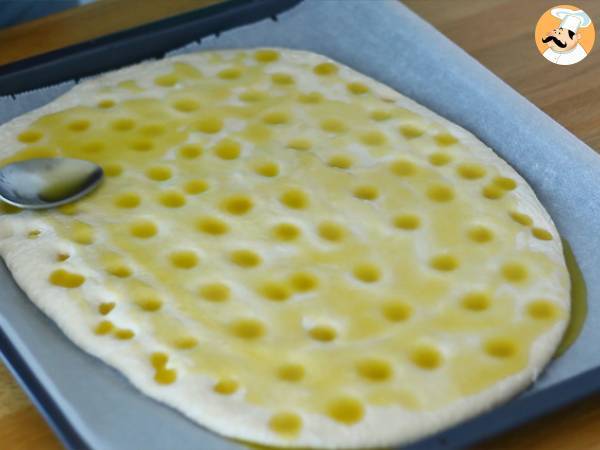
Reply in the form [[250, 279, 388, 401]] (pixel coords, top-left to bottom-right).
[[0, 0, 302, 95], [0, 324, 88, 450]]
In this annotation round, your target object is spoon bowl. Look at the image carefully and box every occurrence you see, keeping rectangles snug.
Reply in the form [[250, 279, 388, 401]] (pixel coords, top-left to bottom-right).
[[0, 158, 103, 209]]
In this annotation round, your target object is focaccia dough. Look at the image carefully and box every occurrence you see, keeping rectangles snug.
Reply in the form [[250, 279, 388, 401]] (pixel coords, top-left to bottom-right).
[[0, 48, 569, 448]]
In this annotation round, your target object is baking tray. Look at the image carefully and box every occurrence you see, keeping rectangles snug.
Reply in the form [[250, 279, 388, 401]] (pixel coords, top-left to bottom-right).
[[1, 1, 600, 449]]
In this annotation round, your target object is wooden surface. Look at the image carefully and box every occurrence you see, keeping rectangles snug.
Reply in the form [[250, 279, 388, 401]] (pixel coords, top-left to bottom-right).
[[1, 0, 599, 449], [0, 0, 223, 66], [405, 0, 600, 152]]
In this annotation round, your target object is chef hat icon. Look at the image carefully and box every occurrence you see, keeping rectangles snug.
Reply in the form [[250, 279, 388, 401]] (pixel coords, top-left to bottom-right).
[[551, 8, 592, 33]]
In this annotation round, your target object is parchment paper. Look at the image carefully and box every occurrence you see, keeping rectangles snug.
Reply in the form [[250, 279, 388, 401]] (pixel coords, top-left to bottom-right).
[[1, 1, 598, 449]]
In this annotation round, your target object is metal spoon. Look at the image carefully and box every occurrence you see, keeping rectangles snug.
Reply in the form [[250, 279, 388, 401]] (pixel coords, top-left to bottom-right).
[[0, 158, 103, 209]]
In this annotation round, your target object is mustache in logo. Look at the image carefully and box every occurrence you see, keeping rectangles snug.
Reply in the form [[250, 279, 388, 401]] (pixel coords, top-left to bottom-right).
[[542, 35, 567, 48]]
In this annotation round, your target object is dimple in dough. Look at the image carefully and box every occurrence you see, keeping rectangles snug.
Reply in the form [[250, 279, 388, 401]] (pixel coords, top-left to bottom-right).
[[0, 48, 570, 448]]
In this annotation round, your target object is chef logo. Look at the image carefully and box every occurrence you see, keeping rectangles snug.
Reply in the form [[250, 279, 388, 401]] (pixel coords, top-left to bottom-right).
[[535, 5, 595, 65]]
